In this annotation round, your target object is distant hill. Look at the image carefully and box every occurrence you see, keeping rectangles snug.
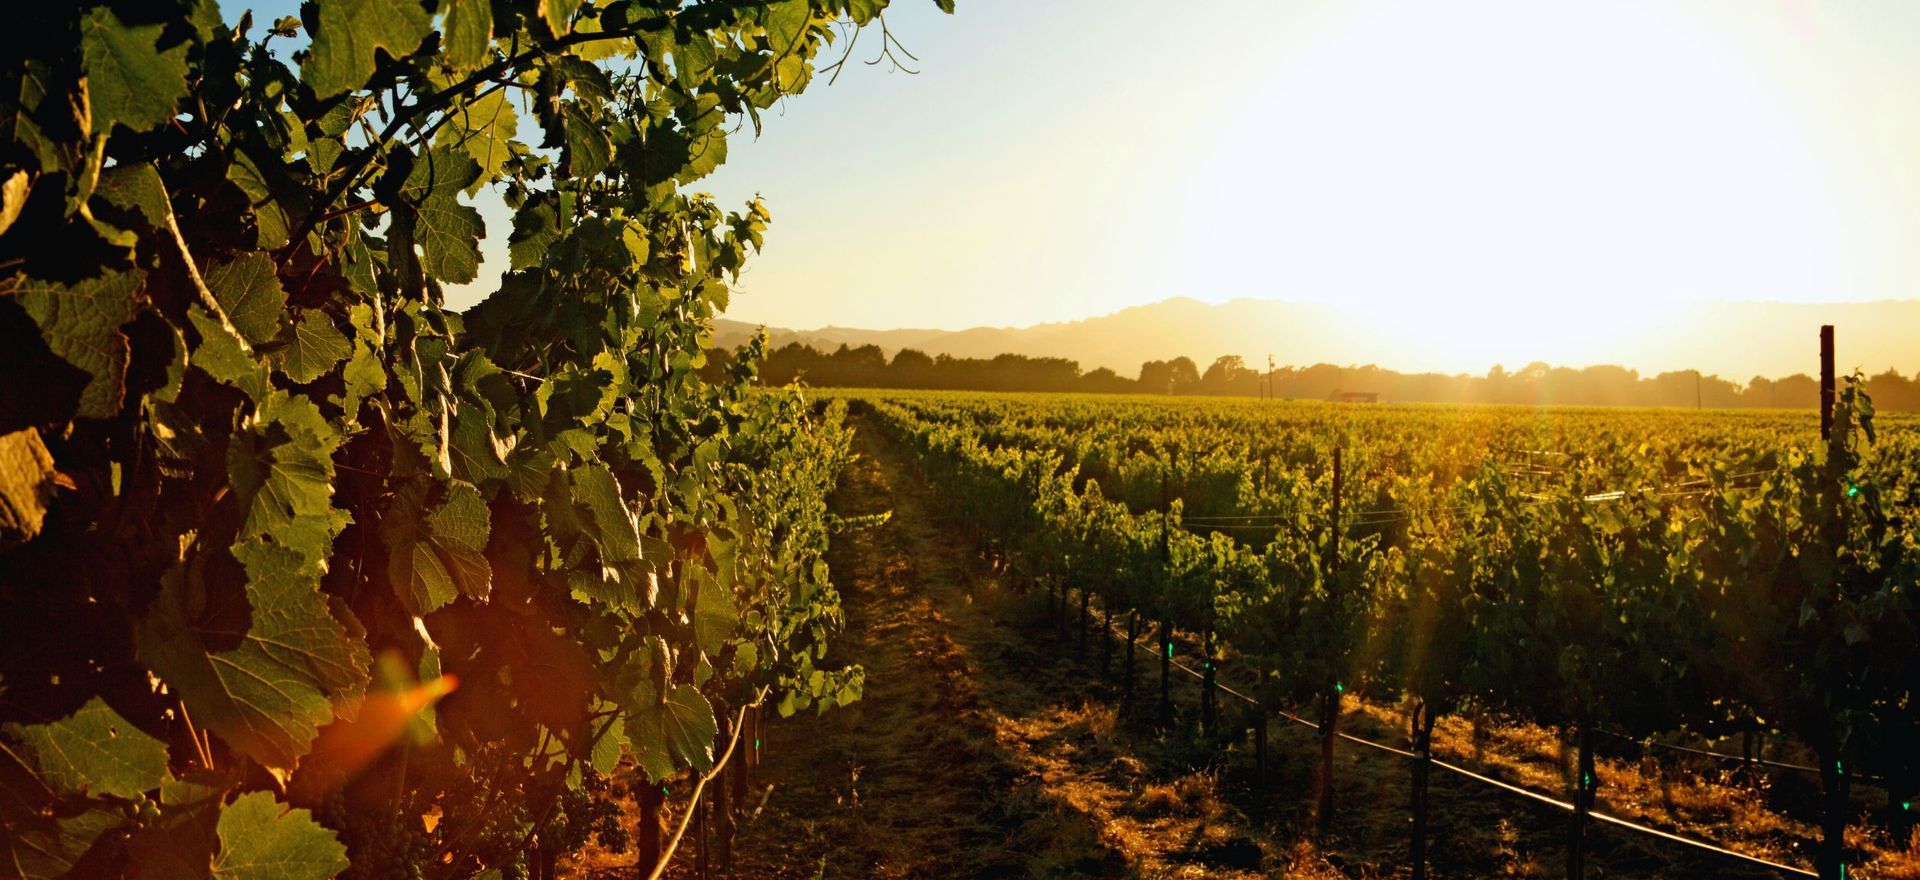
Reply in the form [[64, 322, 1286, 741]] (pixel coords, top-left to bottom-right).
[[715, 297, 1920, 380]]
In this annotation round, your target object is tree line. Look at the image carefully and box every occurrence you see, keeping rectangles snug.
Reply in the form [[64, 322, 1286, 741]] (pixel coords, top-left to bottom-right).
[[719, 342, 1920, 410]]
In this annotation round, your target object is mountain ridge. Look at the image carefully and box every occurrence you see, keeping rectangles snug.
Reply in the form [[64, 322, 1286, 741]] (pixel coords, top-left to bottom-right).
[[714, 297, 1920, 381]]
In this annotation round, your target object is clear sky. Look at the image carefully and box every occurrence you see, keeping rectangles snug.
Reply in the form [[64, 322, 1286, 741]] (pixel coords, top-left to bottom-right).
[[235, 1, 1920, 371], [665, 0, 1920, 339]]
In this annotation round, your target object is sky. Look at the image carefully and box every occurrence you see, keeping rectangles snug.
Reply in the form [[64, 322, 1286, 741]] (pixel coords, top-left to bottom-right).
[[234, 1, 1920, 374]]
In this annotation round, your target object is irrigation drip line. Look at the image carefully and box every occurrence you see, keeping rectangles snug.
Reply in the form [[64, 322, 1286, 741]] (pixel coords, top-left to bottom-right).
[[1597, 729, 1885, 785], [1081, 591, 1817, 878]]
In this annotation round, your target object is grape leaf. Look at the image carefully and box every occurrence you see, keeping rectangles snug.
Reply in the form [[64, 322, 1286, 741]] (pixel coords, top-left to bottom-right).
[[303, 0, 432, 99], [436, 88, 518, 194], [203, 253, 287, 346], [589, 715, 627, 775], [11, 268, 146, 419], [187, 305, 270, 402], [846, 0, 886, 25], [273, 309, 349, 384], [763, 0, 811, 54], [91, 163, 173, 233], [507, 194, 560, 270], [690, 569, 736, 656], [227, 150, 292, 250], [0, 428, 54, 552], [0, 170, 28, 238], [562, 102, 611, 180], [138, 538, 367, 772], [226, 391, 348, 562], [0, 697, 169, 799], [400, 150, 485, 284], [385, 481, 493, 615], [338, 342, 386, 421], [623, 684, 715, 783], [541, 0, 583, 37], [125, 773, 227, 880], [441, 0, 495, 72], [79, 7, 190, 135], [572, 465, 642, 564], [211, 792, 349, 880], [0, 806, 123, 880]]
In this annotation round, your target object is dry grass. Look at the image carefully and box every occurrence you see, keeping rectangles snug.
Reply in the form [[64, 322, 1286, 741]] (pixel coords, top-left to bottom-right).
[[1341, 697, 1920, 877]]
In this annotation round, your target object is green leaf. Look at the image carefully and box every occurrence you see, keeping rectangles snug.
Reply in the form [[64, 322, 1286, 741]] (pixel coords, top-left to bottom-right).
[[763, 0, 811, 54], [541, 0, 583, 37], [0, 806, 123, 880], [672, 32, 718, 89], [188, 305, 270, 402], [211, 792, 349, 880], [125, 772, 229, 880], [691, 570, 737, 656], [572, 465, 641, 564], [11, 268, 146, 419], [589, 712, 627, 775], [91, 163, 173, 233], [338, 342, 386, 421], [0, 170, 28, 238], [450, 404, 510, 483], [401, 150, 486, 284], [0, 697, 169, 799], [0, 428, 55, 552], [624, 684, 715, 783], [844, 0, 886, 24], [571, 15, 638, 62], [441, 0, 495, 72], [79, 7, 190, 135], [508, 194, 561, 270], [384, 481, 492, 615], [138, 538, 368, 773], [273, 309, 350, 384], [203, 253, 287, 346], [226, 391, 349, 561], [562, 102, 611, 179], [436, 88, 518, 194], [303, 0, 432, 99], [227, 150, 291, 250]]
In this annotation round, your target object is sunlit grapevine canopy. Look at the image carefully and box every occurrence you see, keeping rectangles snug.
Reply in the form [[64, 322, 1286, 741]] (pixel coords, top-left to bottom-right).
[[0, 1, 949, 876]]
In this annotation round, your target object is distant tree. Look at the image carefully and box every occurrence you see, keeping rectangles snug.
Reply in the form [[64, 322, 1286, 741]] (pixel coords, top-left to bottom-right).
[[1200, 355, 1259, 395], [1168, 357, 1202, 393], [892, 348, 935, 371], [1774, 373, 1822, 409], [1081, 367, 1137, 393], [1866, 368, 1920, 411], [891, 348, 935, 387], [1138, 360, 1175, 394]]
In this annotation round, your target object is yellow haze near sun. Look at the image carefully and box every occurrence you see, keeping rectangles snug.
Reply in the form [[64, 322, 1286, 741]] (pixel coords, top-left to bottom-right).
[[1181, 0, 1875, 375]]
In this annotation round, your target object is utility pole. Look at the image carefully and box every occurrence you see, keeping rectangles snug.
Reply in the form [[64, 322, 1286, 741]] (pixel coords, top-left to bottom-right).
[[1820, 325, 1835, 440]]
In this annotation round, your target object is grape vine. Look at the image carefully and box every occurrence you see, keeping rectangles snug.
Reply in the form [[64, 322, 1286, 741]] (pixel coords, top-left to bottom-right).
[[0, 1, 949, 876]]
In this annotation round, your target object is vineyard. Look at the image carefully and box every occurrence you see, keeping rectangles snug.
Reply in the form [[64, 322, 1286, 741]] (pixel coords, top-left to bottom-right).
[[851, 387, 1919, 880], [3, 1, 1918, 879]]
